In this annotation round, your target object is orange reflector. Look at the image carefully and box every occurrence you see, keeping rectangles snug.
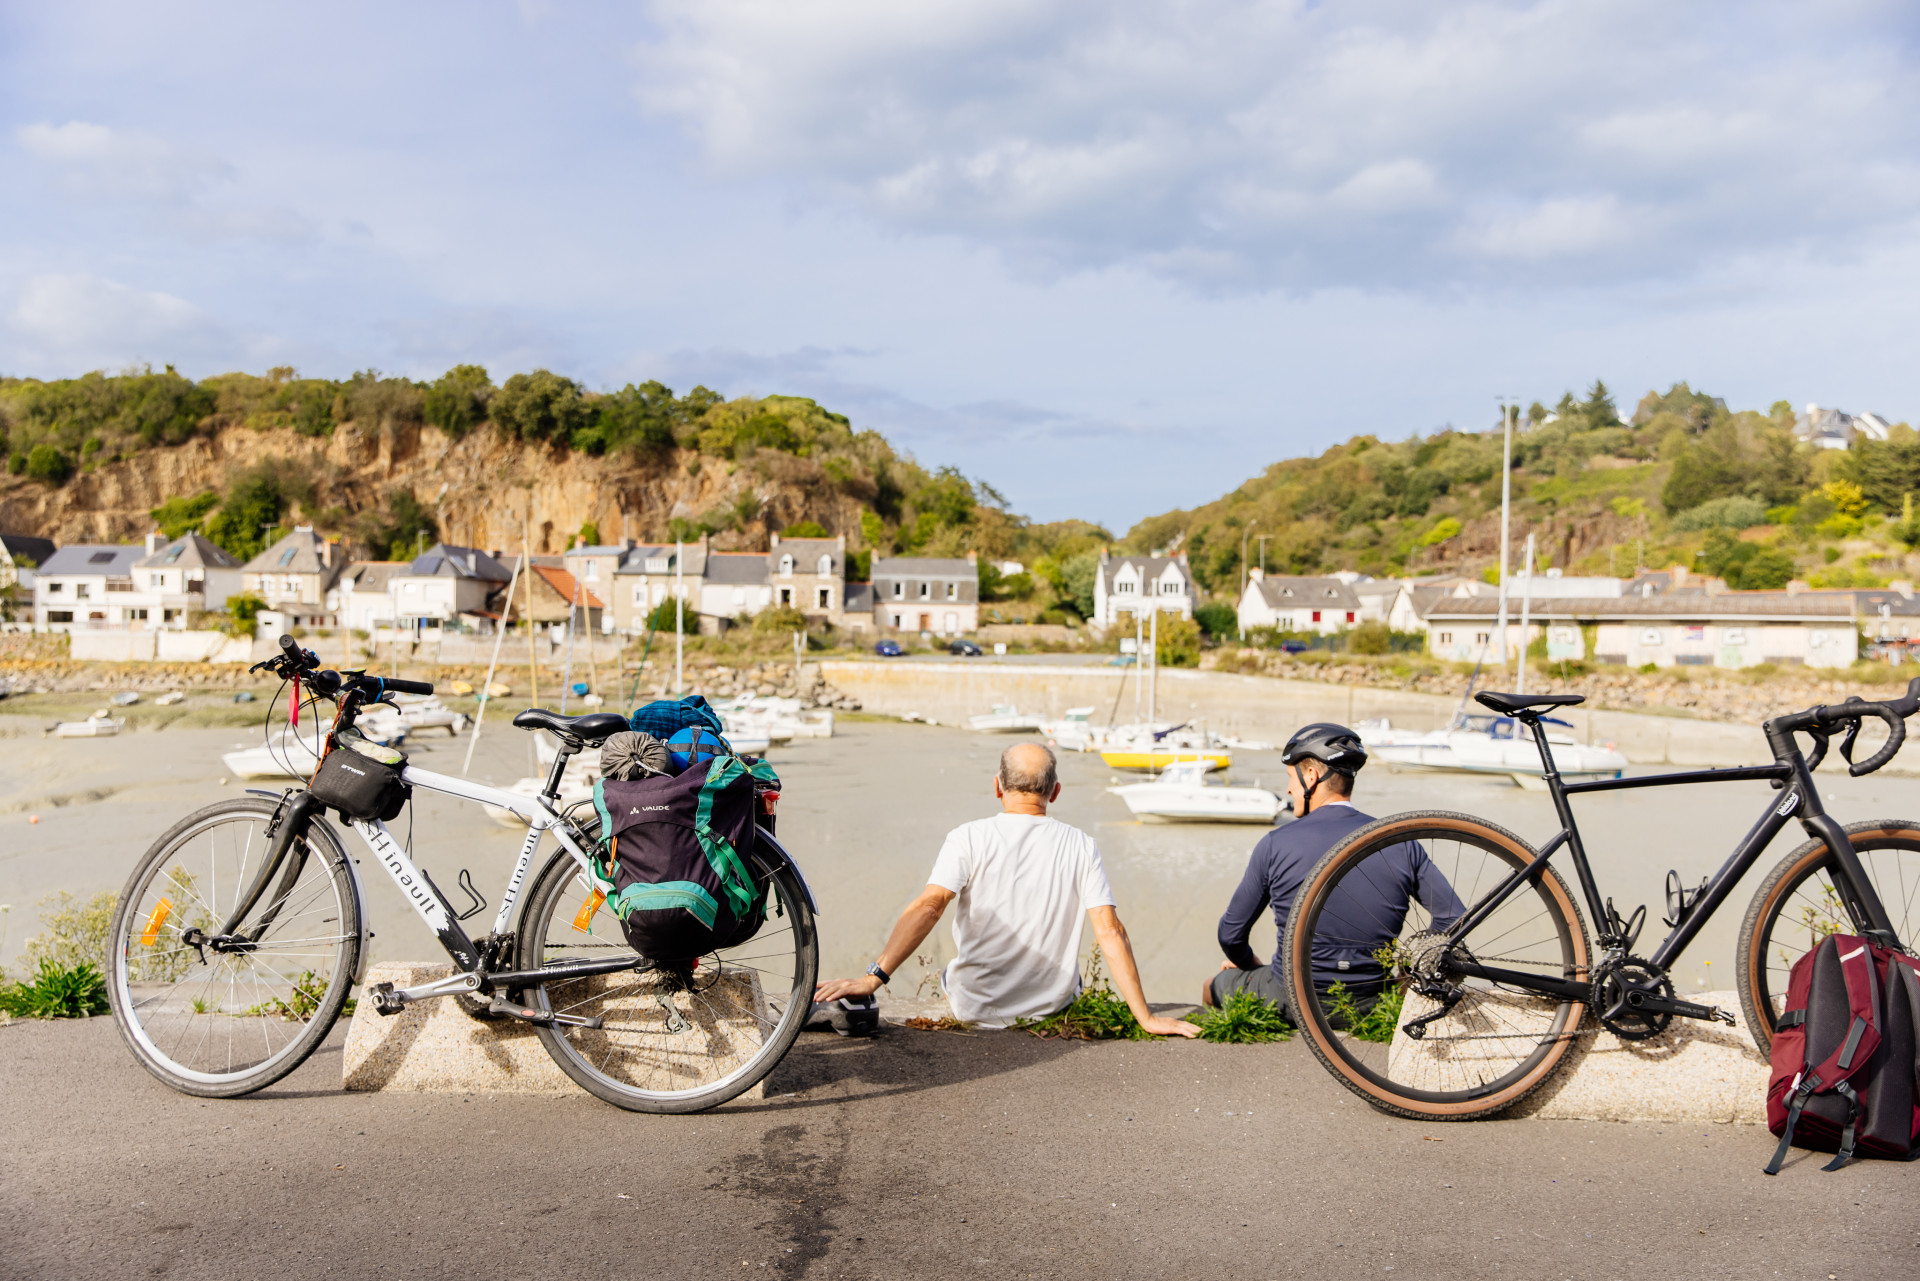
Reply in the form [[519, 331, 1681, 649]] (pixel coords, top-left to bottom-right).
[[572, 889, 605, 933], [140, 898, 174, 947]]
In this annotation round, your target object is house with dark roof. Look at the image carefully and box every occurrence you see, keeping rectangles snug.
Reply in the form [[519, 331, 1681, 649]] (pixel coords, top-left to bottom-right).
[[388, 543, 513, 634], [1093, 550, 1194, 628], [134, 532, 242, 622], [33, 544, 150, 631], [872, 555, 978, 635], [611, 537, 711, 634], [330, 562, 409, 632], [0, 533, 55, 591], [1423, 592, 1861, 669], [698, 552, 774, 628], [768, 533, 848, 624], [241, 527, 344, 626], [1235, 571, 1362, 635]]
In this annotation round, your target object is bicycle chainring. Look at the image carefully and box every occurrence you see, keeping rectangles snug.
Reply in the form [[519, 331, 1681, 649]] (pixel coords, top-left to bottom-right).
[[1591, 955, 1673, 1041]]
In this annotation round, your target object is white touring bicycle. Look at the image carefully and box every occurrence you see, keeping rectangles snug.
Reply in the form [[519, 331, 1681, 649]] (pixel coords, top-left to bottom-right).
[[107, 636, 819, 1113]]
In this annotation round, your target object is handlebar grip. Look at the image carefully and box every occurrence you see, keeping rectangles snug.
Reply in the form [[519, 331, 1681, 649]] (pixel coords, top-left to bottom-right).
[[1849, 708, 1906, 777], [380, 677, 435, 696]]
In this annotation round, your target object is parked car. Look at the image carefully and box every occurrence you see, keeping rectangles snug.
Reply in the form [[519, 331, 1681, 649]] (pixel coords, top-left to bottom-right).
[[874, 639, 905, 657], [948, 639, 983, 656]]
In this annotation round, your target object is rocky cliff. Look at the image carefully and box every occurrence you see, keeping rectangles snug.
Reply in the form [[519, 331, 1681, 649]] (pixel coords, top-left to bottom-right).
[[0, 419, 869, 555]]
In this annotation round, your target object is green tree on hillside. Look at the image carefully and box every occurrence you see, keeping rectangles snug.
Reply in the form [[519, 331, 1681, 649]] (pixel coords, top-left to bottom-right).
[[423, 365, 493, 437], [150, 491, 220, 538], [490, 370, 591, 444]]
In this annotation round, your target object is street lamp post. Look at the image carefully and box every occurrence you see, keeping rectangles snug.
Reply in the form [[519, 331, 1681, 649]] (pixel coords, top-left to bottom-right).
[[1494, 400, 1515, 676]]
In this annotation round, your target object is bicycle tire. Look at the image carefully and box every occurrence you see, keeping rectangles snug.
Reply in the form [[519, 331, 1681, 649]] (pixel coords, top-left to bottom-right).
[[1737, 819, 1920, 1055], [108, 797, 361, 1098], [516, 837, 818, 1114], [1283, 810, 1590, 1121]]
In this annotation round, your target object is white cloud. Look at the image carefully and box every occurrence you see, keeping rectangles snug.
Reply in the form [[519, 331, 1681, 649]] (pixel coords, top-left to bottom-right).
[[16, 120, 316, 244], [634, 0, 1920, 290], [6, 274, 226, 370]]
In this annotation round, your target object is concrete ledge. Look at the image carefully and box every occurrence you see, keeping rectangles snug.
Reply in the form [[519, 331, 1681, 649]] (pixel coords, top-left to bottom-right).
[[1390, 987, 1768, 1124], [342, 962, 767, 1099]]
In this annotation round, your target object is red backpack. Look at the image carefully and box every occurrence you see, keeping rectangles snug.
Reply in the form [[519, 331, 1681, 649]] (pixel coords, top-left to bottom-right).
[[1764, 932, 1920, 1174]]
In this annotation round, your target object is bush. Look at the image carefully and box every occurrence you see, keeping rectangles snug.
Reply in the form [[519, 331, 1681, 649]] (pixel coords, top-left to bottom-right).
[[1671, 495, 1768, 531], [1346, 619, 1392, 655], [644, 596, 698, 633], [1016, 948, 1149, 1040], [1419, 517, 1461, 547], [1155, 616, 1202, 668], [1184, 989, 1293, 1043], [21, 890, 115, 972], [1194, 600, 1238, 638], [1328, 981, 1403, 1044], [781, 521, 829, 538], [750, 604, 810, 636], [224, 592, 265, 638], [6, 451, 24, 475], [0, 959, 109, 1019], [24, 444, 72, 485]]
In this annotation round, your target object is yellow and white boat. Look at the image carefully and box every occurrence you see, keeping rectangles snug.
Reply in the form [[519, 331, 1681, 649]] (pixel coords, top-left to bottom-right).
[[1100, 745, 1231, 772]]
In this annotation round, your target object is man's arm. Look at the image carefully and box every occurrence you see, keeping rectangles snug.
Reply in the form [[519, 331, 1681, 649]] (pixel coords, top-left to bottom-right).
[[1089, 906, 1199, 1038], [813, 885, 956, 1002], [1216, 843, 1273, 970]]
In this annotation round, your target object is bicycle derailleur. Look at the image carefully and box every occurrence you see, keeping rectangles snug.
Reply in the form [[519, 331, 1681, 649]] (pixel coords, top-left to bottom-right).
[[1397, 929, 1466, 1041]]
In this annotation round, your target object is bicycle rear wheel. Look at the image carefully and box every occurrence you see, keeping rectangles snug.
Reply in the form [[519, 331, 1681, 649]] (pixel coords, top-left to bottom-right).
[[1737, 819, 1920, 1054], [108, 798, 361, 1097], [1283, 811, 1590, 1120], [516, 834, 817, 1113]]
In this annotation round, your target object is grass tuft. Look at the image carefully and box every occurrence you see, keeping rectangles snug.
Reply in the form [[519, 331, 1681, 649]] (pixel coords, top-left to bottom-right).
[[0, 959, 109, 1019], [1328, 981, 1406, 1044], [1184, 989, 1293, 1043], [1016, 945, 1151, 1041]]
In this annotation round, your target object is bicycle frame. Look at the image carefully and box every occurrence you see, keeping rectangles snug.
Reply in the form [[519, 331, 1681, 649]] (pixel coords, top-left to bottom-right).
[[1439, 713, 1899, 1000]]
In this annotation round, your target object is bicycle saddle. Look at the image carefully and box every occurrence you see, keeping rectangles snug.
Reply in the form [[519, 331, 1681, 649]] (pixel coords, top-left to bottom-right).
[[1474, 691, 1586, 715], [511, 708, 630, 744]]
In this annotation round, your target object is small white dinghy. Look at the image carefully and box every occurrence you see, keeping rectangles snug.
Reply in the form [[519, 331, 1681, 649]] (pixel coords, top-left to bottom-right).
[[1107, 759, 1283, 824], [223, 727, 324, 780], [52, 710, 125, 738], [968, 704, 1044, 733], [1041, 707, 1101, 752], [390, 693, 470, 737]]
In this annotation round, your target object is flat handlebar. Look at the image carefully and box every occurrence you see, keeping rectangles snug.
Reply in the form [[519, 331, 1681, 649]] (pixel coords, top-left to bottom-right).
[[256, 634, 435, 699]]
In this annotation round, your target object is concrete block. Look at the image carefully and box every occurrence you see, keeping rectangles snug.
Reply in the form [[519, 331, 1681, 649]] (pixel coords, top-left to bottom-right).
[[342, 962, 768, 1099], [1388, 987, 1769, 1124]]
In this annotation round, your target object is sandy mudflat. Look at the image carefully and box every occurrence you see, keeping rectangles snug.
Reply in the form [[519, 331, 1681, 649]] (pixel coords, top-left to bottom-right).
[[5, 713, 1917, 997]]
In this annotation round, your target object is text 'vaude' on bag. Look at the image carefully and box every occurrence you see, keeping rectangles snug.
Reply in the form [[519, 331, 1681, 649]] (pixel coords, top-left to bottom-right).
[[589, 754, 781, 964]]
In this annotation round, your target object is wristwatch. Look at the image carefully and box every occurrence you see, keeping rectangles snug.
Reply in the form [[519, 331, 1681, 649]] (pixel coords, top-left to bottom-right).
[[866, 962, 891, 986]]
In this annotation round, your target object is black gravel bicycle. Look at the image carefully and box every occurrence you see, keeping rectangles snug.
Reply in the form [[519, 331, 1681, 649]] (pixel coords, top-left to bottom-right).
[[1283, 679, 1920, 1120], [106, 636, 818, 1113]]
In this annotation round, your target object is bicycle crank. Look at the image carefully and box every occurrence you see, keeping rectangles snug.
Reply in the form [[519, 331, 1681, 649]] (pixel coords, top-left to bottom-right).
[[1590, 956, 1735, 1039]]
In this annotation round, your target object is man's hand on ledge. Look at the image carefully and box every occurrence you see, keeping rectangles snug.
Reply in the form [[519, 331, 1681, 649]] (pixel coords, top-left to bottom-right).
[[1139, 1012, 1201, 1038], [814, 974, 883, 1002]]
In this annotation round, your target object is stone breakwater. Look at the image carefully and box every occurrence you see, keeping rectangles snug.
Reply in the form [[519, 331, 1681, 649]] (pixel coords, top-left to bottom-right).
[[1204, 648, 1911, 726]]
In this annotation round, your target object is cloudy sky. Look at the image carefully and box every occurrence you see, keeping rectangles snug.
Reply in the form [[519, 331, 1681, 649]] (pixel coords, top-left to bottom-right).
[[4, 2, 1919, 532]]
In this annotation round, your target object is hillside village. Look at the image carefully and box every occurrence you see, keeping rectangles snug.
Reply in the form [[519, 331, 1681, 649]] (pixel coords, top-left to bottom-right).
[[4, 368, 1920, 686]]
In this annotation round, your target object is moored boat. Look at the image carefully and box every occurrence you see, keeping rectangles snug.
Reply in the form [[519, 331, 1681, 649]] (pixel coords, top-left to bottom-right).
[[1107, 760, 1282, 824]]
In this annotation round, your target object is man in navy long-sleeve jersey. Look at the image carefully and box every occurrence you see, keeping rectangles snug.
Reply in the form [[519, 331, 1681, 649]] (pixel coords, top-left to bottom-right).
[[1203, 722, 1463, 1014]]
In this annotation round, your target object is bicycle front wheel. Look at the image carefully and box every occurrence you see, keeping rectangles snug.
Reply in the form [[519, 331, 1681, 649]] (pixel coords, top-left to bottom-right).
[[1738, 819, 1920, 1054], [108, 798, 361, 1097], [517, 836, 818, 1113], [1283, 811, 1590, 1120]]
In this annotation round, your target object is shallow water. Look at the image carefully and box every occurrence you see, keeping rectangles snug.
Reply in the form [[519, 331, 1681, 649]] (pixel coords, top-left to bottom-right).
[[4, 715, 1916, 1003]]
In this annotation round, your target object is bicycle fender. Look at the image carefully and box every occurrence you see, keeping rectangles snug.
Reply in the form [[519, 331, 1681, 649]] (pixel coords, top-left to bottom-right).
[[753, 825, 819, 915]]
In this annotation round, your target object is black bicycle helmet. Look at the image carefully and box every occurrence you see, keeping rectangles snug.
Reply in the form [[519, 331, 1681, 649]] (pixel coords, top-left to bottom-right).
[[1280, 722, 1368, 776]]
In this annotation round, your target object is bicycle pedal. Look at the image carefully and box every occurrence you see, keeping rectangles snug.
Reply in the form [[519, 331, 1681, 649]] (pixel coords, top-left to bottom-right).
[[487, 999, 604, 1031], [369, 982, 404, 1017]]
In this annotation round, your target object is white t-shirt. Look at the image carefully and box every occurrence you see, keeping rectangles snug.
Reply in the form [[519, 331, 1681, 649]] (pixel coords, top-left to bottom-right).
[[927, 812, 1117, 1028]]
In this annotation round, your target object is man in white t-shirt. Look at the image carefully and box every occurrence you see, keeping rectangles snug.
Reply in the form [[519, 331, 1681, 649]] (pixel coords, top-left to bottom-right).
[[814, 742, 1198, 1035]]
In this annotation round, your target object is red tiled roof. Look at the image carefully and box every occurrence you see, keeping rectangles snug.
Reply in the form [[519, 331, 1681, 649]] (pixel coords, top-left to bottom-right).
[[533, 565, 605, 610]]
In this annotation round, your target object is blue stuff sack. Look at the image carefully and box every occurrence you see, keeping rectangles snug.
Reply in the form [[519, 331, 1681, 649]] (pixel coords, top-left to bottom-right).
[[629, 694, 726, 740], [666, 725, 731, 773]]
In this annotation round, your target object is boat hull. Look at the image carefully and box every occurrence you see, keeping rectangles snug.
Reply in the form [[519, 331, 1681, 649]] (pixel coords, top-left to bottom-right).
[[1100, 749, 1232, 772]]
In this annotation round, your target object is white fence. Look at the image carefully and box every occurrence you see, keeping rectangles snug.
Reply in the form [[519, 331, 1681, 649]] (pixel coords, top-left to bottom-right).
[[70, 630, 254, 663]]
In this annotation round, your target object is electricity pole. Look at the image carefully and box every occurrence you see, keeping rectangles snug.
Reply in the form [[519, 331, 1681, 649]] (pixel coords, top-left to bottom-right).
[[1238, 521, 1258, 639], [674, 538, 684, 697], [1494, 400, 1515, 678]]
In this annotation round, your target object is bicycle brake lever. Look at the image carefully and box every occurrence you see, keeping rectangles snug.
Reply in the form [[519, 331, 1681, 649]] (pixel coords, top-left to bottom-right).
[[1838, 718, 1862, 767]]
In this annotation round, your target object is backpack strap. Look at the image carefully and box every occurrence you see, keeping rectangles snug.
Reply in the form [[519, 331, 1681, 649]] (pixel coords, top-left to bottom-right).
[[1766, 1071, 1818, 1176], [1821, 1080, 1863, 1172], [691, 756, 759, 919], [1802, 936, 1884, 1096]]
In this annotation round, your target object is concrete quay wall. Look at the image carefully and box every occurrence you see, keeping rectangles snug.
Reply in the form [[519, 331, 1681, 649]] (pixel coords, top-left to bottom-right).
[[819, 659, 1892, 771]]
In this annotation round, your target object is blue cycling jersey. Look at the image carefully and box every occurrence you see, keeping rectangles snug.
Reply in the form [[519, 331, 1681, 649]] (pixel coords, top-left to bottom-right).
[[1217, 803, 1464, 989]]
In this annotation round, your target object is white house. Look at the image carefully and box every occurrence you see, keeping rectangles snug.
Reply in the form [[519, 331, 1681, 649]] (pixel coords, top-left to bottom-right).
[[331, 562, 409, 633], [241, 527, 343, 629], [1093, 550, 1195, 628], [134, 532, 242, 625], [0, 534, 55, 591], [34, 544, 152, 631], [698, 552, 774, 627], [388, 544, 513, 634], [1795, 404, 1894, 451], [1423, 592, 1860, 669], [1236, 571, 1363, 635], [612, 539, 709, 634], [872, 555, 980, 636]]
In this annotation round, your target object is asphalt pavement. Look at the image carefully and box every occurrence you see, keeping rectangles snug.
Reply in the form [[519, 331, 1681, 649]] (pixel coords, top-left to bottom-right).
[[4, 1015, 1914, 1281]]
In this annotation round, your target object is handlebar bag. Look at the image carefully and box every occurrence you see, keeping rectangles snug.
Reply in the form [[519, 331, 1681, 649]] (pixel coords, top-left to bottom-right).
[[308, 737, 411, 823], [591, 755, 768, 962]]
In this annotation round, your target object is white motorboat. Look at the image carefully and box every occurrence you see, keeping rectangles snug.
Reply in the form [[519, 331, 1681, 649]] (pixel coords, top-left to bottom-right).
[[1364, 714, 1626, 783], [223, 727, 325, 780], [968, 704, 1045, 734], [390, 693, 470, 737], [1216, 733, 1275, 752], [52, 711, 125, 738], [713, 696, 806, 746], [483, 741, 603, 828], [1042, 707, 1102, 752], [110, 691, 139, 706], [1107, 760, 1283, 824], [155, 691, 185, 706]]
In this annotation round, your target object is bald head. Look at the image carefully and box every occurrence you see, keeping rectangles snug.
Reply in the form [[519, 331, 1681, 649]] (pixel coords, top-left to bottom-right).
[[997, 742, 1059, 799]]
